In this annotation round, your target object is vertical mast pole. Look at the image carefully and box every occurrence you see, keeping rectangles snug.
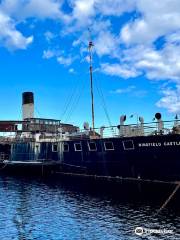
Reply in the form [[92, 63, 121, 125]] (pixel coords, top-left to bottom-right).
[[88, 36, 95, 132]]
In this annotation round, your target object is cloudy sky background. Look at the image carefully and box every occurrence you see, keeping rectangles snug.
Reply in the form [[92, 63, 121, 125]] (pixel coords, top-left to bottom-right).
[[0, 0, 180, 127]]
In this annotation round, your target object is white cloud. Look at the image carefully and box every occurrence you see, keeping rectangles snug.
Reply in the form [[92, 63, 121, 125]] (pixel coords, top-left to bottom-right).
[[101, 63, 139, 78], [91, 19, 111, 34], [72, 0, 95, 22], [44, 31, 56, 42], [0, 0, 67, 50], [120, 43, 180, 81], [23, 0, 63, 19], [0, 0, 66, 20], [43, 49, 74, 66], [65, 0, 135, 33], [95, 0, 135, 16], [68, 0, 180, 83], [166, 31, 180, 44], [69, 0, 135, 24], [69, 68, 75, 73], [71, 20, 114, 58], [0, 10, 33, 50], [121, 19, 156, 45], [0, 0, 21, 17], [43, 49, 56, 59], [156, 86, 180, 113], [120, 0, 180, 45], [111, 85, 147, 98], [111, 85, 136, 94], [95, 30, 119, 57], [57, 55, 73, 66], [1, 0, 180, 88]]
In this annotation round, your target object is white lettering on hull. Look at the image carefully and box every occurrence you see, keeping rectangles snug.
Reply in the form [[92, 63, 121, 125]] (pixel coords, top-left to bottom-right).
[[138, 141, 180, 147]]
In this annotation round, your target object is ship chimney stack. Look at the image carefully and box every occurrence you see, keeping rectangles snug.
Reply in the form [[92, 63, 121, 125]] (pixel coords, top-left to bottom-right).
[[22, 92, 34, 120]]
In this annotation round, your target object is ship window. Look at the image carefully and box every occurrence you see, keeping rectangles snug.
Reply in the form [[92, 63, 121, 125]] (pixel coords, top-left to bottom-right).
[[63, 143, 69, 152], [74, 143, 82, 151], [104, 142, 114, 151], [88, 142, 97, 151], [123, 140, 134, 150], [52, 144, 58, 152]]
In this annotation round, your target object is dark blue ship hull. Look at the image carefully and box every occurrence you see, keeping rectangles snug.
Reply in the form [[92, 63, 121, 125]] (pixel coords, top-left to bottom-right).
[[60, 134, 180, 182], [1, 134, 180, 181]]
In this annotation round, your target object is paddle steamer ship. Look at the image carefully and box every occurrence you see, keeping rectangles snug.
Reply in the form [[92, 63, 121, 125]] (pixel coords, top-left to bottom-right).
[[1, 40, 180, 183]]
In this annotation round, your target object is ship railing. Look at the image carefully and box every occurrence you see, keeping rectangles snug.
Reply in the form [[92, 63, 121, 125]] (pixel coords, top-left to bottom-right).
[[79, 119, 180, 138], [0, 119, 179, 141]]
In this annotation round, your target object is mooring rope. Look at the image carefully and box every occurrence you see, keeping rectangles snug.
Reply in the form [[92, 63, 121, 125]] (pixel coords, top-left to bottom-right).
[[156, 182, 180, 214]]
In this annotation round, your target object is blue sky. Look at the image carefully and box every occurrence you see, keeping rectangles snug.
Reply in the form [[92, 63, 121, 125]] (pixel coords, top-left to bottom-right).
[[0, 0, 180, 128]]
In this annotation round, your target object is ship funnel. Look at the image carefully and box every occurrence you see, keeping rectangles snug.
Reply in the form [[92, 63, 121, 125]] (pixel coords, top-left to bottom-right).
[[155, 112, 164, 133], [22, 92, 34, 120]]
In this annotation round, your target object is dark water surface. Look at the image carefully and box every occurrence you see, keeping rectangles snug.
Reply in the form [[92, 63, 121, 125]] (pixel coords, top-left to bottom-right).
[[0, 175, 180, 240]]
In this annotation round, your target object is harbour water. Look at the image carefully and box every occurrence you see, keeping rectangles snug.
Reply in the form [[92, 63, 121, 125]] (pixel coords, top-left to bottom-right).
[[0, 175, 180, 240]]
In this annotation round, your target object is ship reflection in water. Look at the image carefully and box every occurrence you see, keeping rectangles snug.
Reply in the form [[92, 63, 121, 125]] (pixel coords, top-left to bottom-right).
[[0, 176, 180, 240]]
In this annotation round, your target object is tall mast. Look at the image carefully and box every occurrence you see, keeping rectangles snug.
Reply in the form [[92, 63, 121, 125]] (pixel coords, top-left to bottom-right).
[[88, 33, 95, 131]]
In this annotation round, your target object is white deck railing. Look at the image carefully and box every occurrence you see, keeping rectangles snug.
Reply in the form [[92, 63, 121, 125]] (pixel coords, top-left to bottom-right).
[[0, 120, 179, 142]]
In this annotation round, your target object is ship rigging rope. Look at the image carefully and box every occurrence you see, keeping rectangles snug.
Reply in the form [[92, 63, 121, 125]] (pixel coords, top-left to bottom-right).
[[35, 107, 42, 118], [60, 78, 81, 121], [93, 74, 115, 135], [64, 76, 86, 122], [94, 77, 112, 126]]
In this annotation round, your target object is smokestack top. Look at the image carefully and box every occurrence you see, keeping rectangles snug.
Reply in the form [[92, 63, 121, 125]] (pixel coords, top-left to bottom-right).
[[22, 92, 34, 105]]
